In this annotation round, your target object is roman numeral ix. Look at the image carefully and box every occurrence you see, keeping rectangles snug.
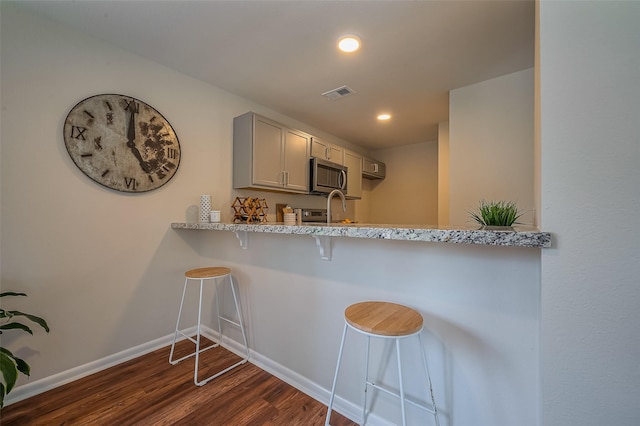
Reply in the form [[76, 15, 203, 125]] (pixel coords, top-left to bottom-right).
[[70, 126, 87, 140]]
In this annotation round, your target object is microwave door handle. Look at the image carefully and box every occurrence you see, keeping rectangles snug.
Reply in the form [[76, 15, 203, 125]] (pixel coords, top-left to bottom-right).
[[339, 169, 347, 190]]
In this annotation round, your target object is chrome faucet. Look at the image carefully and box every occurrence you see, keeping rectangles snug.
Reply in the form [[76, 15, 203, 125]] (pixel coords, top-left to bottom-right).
[[326, 189, 346, 224]]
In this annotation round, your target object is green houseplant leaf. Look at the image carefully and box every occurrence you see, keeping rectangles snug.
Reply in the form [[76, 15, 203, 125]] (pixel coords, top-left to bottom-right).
[[0, 311, 50, 334], [470, 200, 523, 227], [0, 292, 48, 408], [1, 349, 19, 391]]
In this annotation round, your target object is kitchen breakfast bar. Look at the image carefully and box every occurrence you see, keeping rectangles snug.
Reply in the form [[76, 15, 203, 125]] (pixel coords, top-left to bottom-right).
[[172, 221, 551, 259], [170, 221, 551, 425]]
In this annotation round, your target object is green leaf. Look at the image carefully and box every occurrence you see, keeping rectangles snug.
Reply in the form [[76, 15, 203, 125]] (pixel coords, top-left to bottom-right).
[[0, 322, 34, 334], [0, 291, 47, 406], [470, 199, 523, 227], [0, 292, 27, 298], [0, 348, 19, 396], [14, 355, 30, 376], [3, 310, 50, 333]]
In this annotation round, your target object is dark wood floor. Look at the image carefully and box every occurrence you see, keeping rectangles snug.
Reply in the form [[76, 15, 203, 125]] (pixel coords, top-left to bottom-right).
[[1, 338, 357, 425]]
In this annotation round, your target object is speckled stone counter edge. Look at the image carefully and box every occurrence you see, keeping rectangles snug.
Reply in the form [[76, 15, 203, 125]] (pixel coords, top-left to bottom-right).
[[171, 222, 552, 248]]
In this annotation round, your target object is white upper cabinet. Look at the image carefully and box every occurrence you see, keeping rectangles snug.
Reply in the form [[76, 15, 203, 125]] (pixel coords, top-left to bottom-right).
[[234, 112, 310, 193], [362, 157, 386, 179], [311, 137, 344, 165], [343, 149, 363, 199], [234, 112, 371, 197], [282, 128, 311, 192]]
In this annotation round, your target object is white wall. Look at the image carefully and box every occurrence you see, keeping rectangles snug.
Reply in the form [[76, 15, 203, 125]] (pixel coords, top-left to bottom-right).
[[449, 68, 535, 226], [367, 142, 439, 225], [0, 0, 325, 382], [539, 2, 640, 425], [438, 121, 450, 226], [2, 4, 542, 425]]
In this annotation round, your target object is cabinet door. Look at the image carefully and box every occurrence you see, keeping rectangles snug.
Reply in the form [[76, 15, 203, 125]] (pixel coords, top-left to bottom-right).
[[283, 128, 310, 192], [311, 138, 329, 160], [344, 149, 362, 199], [328, 145, 344, 164], [252, 116, 285, 188], [311, 137, 343, 164]]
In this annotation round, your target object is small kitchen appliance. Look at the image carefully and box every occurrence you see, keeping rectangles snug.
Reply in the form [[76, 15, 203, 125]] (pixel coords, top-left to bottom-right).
[[310, 157, 347, 194], [298, 208, 328, 223]]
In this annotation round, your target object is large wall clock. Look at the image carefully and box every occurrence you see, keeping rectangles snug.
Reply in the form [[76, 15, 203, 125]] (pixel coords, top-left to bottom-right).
[[64, 93, 181, 193]]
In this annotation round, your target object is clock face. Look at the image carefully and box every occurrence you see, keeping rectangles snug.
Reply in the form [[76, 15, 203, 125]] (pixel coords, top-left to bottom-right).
[[64, 94, 181, 193]]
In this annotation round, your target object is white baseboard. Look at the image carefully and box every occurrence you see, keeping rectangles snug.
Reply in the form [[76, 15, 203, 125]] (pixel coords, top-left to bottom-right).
[[196, 327, 366, 424], [247, 347, 365, 425], [218, 329, 392, 426], [4, 329, 182, 406], [5, 328, 392, 425]]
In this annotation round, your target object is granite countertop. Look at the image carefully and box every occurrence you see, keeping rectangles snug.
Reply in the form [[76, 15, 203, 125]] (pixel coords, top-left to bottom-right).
[[171, 221, 551, 248]]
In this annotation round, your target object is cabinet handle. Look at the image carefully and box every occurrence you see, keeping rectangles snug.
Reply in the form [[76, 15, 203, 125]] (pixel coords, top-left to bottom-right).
[[326, 147, 330, 160], [284, 171, 289, 186], [373, 163, 379, 173]]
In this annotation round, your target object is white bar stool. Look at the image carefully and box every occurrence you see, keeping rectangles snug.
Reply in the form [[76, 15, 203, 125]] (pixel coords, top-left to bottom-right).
[[325, 301, 440, 426], [168, 267, 249, 386]]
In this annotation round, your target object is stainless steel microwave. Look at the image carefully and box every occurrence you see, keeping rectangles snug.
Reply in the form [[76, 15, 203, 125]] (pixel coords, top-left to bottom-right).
[[310, 157, 347, 194]]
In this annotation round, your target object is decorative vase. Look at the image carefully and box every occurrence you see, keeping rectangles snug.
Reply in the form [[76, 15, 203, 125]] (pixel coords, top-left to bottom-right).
[[199, 195, 211, 222]]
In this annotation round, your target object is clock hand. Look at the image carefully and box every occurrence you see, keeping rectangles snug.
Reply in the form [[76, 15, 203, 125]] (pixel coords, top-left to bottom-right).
[[129, 142, 150, 173], [126, 105, 150, 173]]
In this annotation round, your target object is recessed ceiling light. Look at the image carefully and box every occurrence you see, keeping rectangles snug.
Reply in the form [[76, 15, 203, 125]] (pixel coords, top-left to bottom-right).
[[337, 35, 361, 53], [377, 113, 391, 121]]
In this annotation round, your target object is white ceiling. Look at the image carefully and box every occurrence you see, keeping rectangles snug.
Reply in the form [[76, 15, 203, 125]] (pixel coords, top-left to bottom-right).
[[19, 0, 535, 150]]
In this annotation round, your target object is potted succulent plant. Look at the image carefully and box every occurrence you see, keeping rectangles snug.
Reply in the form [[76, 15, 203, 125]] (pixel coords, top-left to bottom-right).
[[470, 200, 523, 229], [0, 291, 50, 408]]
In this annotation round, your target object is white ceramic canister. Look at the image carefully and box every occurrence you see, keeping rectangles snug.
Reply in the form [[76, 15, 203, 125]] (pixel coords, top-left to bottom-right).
[[199, 195, 212, 222]]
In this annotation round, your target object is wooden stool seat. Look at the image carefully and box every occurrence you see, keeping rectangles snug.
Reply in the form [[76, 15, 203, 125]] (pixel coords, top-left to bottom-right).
[[185, 267, 231, 279], [345, 301, 423, 337]]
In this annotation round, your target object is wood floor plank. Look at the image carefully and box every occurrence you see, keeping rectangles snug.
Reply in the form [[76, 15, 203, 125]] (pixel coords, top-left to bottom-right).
[[1, 339, 357, 426]]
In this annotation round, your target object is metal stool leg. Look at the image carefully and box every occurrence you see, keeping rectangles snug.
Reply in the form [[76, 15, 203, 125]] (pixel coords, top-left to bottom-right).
[[325, 323, 349, 426], [229, 275, 250, 359], [418, 333, 440, 426], [214, 277, 223, 346], [396, 338, 407, 426], [363, 335, 371, 424], [193, 278, 204, 385], [169, 277, 190, 365]]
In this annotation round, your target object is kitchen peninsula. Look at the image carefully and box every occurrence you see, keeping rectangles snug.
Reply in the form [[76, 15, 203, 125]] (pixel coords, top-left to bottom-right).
[[171, 221, 551, 260], [169, 218, 548, 425], [171, 221, 551, 247]]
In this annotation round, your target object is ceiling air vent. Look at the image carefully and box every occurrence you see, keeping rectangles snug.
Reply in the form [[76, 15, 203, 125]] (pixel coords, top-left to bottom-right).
[[321, 85, 355, 100]]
